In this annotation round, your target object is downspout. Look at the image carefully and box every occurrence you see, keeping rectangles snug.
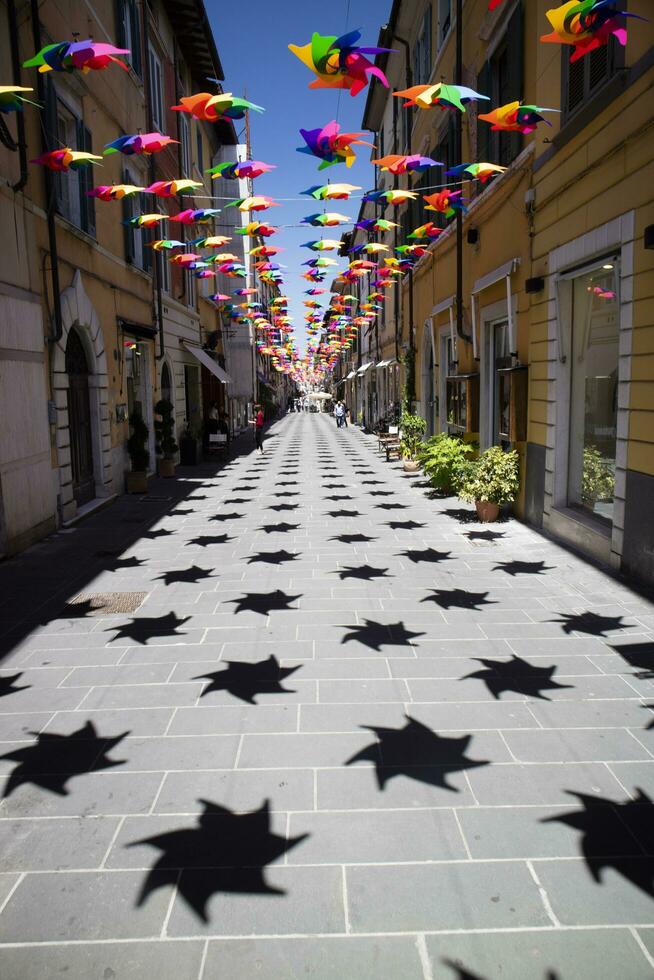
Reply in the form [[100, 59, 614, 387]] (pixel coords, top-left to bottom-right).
[[142, 4, 165, 361], [454, 0, 471, 345], [8, 0, 28, 192], [393, 33, 416, 405], [30, 0, 63, 343]]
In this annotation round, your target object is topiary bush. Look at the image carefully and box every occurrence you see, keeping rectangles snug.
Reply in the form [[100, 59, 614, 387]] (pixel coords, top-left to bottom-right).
[[458, 445, 520, 505], [154, 399, 178, 460], [418, 433, 475, 493]]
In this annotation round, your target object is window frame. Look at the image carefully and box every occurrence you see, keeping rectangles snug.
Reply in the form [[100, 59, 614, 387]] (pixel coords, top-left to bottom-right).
[[561, 37, 624, 123], [148, 46, 164, 131]]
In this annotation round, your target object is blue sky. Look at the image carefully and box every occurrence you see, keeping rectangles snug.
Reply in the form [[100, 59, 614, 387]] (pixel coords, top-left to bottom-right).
[[208, 0, 393, 356]]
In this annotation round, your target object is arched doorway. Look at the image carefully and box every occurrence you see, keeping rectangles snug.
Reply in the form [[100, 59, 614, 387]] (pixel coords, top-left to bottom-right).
[[65, 328, 95, 506]]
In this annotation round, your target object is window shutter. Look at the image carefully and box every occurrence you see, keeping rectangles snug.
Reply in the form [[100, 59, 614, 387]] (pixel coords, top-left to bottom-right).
[[506, 1, 524, 163], [77, 121, 96, 236], [129, 0, 142, 77], [43, 80, 63, 212]]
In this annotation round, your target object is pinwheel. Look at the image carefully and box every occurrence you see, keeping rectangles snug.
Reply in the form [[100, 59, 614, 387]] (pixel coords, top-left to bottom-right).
[[206, 160, 275, 180], [363, 189, 418, 205], [206, 252, 241, 263], [169, 208, 219, 225], [356, 217, 399, 232], [210, 293, 231, 303], [302, 212, 351, 226], [234, 288, 258, 296], [424, 189, 467, 218], [297, 120, 373, 170], [103, 132, 178, 156], [225, 196, 279, 212], [124, 213, 166, 228], [236, 221, 278, 237], [249, 245, 282, 256], [447, 162, 507, 183], [302, 183, 361, 200], [541, 2, 644, 62], [30, 148, 102, 171], [303, 256, 338, 267], [24, 40, 130, 73], [305, 288, 327, 295], [372, 153, 442, 175], [148, 239, 185, 250], [194, 270, 215, 279], [409, 222, 444, 240], [478, 101, 559, 134], [169, 252, 202, 266], [172, 92, 263, 122], [146, 179, 202, 197], [302, 239, 342, 251], [396, 243, 430, 258], [289, 29, 392, 96], [0, 85, 34, 112], [394, 83, 489, 112], [189, 235, 232, 248], [87, 183, 144, 201]]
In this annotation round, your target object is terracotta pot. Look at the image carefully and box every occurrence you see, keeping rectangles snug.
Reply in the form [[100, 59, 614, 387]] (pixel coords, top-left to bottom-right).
[[403, 459, 420, 473], [158, 458, 176, 478], [126, 471, 148, 494], [475, 500, 500, 523]]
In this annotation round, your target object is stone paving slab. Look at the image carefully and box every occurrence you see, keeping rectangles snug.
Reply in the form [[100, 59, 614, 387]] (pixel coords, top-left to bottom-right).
[[0, 414, 652, 976]]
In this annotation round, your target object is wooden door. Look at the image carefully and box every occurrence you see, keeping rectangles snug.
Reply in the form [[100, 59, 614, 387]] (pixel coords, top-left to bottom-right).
[[65, 330, 95, 506]]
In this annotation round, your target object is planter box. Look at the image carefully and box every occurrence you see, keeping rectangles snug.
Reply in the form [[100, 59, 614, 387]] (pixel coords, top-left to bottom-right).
[[158, 458, 176, 478], [179, 438, 199, 466], [126, 471, 148, 494]]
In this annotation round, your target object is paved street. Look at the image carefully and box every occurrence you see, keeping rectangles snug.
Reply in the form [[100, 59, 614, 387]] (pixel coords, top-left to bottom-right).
[[0, 413, 653, 979]]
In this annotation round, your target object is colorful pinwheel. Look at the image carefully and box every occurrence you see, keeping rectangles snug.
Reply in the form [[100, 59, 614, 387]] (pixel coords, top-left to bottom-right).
[[478, 101, 559, 133], [148, 239, 185, 250], [302, 239, 342, 251], [356, 217, 399, 232], [297, 120, 373, 170], [169, 208, 220, 224], [249, 245, 282, 256], [302, 212, 351, 226], [289, 30, 392, 96], [103, 132, 178, 156], [409, 222, 444, 241], [172, 92, 263, 122], [146, 179, 202, 197], [206, 160, 275, 179], [541, 2, 643, 63], [189, 235, 232, 248], [394, 83, 489, 112], [30, 148, 102, 171], [124, 213, 166, 228], [302, 183, 361, 200], [372, 154, 442, 175], [169, 252, 202, 266], [446, 162, 507, 183], [362, 189, 418, 205], [87, 183, 144, 201], [0, 86, 34, 112], [225, 196, 279, 212], [210, 293, 231, 302], [423, 189, 467, 218], [24, 40, 130, 73]]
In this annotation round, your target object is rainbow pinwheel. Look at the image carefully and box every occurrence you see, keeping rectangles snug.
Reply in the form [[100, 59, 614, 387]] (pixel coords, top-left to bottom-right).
[[305, 288, 327, 295], [289, 30, 392, 97], [409, 222, 444, 240], [225, 196, 279, 212], [302, 212, 351, 226], [478, 101, 559, 133], [302, 183, 361, 200], [234, 288, 258, 296], [148, 239, 185, 250], [169, 252, 202, 266], [424, 189, 467, 218], [87, 183, 144, 201], [297, 120, 373, 170], [188, 235, 231, 249], [194, 270, 215, 279], [30, 148, 102, 171], [447, 162, 507, 183], [372, 153, 442, 175], [250, 245, 282, 256], [206, 160, 275, 180], [302, 239, 342, 251], [103, 132, 178, 156], [236, 221, 278, 237], [210, 293, 231, 302], [356, 217, 399, 232], [362, 189, 418, 205], [169, 208, 220, 225], [396, 243, 430, 257], [24, 40, 130, 73], [0, 86, 34, 112], [172, 92, 263, 122], [541, 2, 643, 62], [394, 83, 489, 112], [303, 256, 338, 267], [125, 213, 166, 228], [146, 179, 202, 197]]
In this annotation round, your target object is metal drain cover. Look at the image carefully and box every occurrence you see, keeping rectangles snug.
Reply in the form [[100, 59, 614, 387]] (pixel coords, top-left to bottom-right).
[[64, 592, 148, 616]]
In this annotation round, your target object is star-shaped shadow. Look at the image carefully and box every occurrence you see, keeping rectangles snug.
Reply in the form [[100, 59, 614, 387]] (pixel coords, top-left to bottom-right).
[[96, 553, 146, 572], [0, 673, 29, 699], [168, 508, 194, 516], [443, 964, 559, 980], [329, 533, 377, 544], [132, 798, 308, 922], [195, 656, 300, 704], [611, 642, 654, 678], [58, 598, 97, 619], [268, 503, 299, 512], [464, 530, 505, 542], [385, 520, 426, 531], [275, 481, 298, 487], [324, 483, 347, 489], [462, 655, 573, 700], [142, 528, 174, 540], [106, 612, 191, 644], [227, 498, 252, 505], [398, 548, 452, 565], [361, 480, 383, 485], [209, 512, 244, 522], [334, 564, 390, 581], [346, 716, 489, 791], [369, 491, 395, 497], [421, 588, 495, 610], [326, 509, 361, 518], [374, 502, 408, 511], [187, 534, 234, 548], [228, 590, 301, 616], [550, 611, 632, 637], [246, 549, 299, 566], [273, 492, 299, 500], [341, 619, 424, 651], [0, 722, 128, 797], [257, 523, 300, 534], [232, 485, 258, 493], [323, 495, 352, 502], [493, 560, 553, 577], [442, 508, 482, 524], [186, 494, 208, 501], [543, 789, 654, 898], [154, 566, 216, 586]]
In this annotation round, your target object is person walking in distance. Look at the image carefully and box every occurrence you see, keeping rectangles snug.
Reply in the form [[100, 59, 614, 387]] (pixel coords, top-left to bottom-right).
[[334, 400, 346, 429], [249, 404, 265, 453]]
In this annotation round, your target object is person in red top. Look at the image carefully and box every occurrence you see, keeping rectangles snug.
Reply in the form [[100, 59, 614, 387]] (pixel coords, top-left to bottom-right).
[[249, 404, 265, 454]]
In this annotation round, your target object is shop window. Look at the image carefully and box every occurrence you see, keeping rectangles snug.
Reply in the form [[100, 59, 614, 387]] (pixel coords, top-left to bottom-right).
[[567, 261, 620, 525], [477, 3, 523, 170], [115, 0, 142, 77]]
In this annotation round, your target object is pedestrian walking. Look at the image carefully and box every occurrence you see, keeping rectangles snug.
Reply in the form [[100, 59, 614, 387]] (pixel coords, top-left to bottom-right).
[[249, 404, 265, 453], [334, 400, 346, 429]]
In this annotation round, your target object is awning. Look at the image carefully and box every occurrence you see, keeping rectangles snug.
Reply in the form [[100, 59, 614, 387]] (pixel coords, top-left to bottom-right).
[[471, 257, 520, 359], [376, 360, 389, 369], [345, 370, 357, 380], [358, 362, 374, 375], [376, 358, 399, 369], [183, 343, 232, 384]]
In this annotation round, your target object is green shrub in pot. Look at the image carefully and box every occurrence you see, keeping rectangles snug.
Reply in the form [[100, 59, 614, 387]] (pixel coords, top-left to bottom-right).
[[418, 433, 475, 493], [458, 445, 520, 522]]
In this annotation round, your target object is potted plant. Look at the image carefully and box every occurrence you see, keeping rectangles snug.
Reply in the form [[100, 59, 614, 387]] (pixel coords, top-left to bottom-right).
[[154, 399, 178, 478], [418, 433, 475, 495], [179, 420, 199, 466], [458, 445, 520, 522], [126, 409, 150, 494], [400, 411, 427, 472]]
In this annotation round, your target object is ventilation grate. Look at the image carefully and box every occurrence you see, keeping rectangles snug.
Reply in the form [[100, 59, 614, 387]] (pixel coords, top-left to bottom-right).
[[63, 592, 148, 616]]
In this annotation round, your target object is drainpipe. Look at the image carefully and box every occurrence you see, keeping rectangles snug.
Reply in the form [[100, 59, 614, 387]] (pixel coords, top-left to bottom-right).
[[454, 0, 471, 345], [142, 4, 165, 361], [8, 0, 28, 192], [30, 0, 63, 343]]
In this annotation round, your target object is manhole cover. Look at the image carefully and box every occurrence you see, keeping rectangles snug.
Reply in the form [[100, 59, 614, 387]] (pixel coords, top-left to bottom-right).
[[64, 592, 148, 616]]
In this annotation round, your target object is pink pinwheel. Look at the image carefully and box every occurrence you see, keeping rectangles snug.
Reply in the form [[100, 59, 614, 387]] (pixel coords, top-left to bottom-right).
[[103, 132, 178, 156], [23, 39, 130, 73], [372, 153, 442, 175], [289, 30, 392, 97]]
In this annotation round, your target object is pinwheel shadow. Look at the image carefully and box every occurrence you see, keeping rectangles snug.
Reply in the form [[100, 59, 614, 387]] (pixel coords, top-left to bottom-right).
[[142, 528, 175, 540], [154, 566, 216, 586], [208, 512, 244, 522], [421, 588, 495, 610], [333, 564, 390, 581], [441, 959, 561, 980], [492, 560, 554, 577], [329, 533, 377, 544], [551, 611, 633, 637], [195, 656, 300, 704], [398, 548, 452, 564], [374, 502, 408, 511], [246, 549, 300, 566], [105, 611, 191, 644], [464, 529, 505, 542], [462, 654, 573, 700], [326, 509, 361, 518]]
